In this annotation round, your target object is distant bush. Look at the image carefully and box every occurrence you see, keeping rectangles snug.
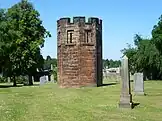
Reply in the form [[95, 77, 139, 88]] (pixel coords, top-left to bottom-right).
[[16, 76, 29, 84], [53, 66, 57, 82], [0, 77, 7, 83]]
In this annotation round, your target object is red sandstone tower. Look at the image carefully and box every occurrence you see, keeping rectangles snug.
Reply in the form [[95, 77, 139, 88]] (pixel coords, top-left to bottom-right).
[[57, 16, 103, 88]]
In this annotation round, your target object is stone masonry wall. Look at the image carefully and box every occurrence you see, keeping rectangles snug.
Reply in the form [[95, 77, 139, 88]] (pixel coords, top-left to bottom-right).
[[57, 17, 102, 88]]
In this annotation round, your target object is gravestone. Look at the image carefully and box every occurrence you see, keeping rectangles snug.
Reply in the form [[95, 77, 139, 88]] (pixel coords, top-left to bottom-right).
[[50, 74, 54, 82], [40, 76, 48, 85], [119, 55, 133, 109], [45, 75, 49, 81], [32, 76, 34, 83], [134, 73, 144, 95], [7, 77, 10, 83], [23, 75, 29, 86]]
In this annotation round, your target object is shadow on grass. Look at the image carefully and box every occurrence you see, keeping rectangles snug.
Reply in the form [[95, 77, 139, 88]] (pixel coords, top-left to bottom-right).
[[100, 82, 118, 87], [23, 84, 40, 87], [0, 83, 40, 88], [0, 85, 23, 88], [145, 93, 162, 96], [132, 102, 140, 109]]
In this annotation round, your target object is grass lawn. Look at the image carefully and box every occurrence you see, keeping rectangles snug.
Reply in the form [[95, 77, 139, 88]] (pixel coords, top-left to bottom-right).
[[0, 80, 162, 121]]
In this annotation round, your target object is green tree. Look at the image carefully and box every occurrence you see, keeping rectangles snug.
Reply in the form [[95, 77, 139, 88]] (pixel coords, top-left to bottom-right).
[[0, 9, 6, 73], [121, 19, 162, 80], [121, 35, 154, 76], [152, 15, 162, 53], [0, 8, 14, 81], [103, 59, 109, 69], [4, 0, 51, 86], [103, 59, 121, 69]]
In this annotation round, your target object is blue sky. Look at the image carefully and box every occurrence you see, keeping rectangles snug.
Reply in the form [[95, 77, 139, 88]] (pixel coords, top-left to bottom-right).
[[0, 0, 162, 60]]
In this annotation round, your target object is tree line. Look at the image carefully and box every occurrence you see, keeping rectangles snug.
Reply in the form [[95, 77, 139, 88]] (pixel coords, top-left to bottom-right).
[[44, 56, 57, 81], [0, 0, 51, 85], [44, 56, 121, 71], [121, 15, 162, 80], [0, 0, 120, 85], [1, 0, 162, 86], [103, 59, 121, 69]]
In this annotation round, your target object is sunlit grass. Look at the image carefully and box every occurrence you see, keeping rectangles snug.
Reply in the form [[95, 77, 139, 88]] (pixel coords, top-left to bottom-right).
[[0, 80, 162, 121]]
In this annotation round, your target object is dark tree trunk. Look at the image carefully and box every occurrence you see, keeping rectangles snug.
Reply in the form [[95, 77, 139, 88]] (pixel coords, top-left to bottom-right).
[[28, 75, 33, 85], [13, 76, 17, 86], [34, 75, 39, 82]]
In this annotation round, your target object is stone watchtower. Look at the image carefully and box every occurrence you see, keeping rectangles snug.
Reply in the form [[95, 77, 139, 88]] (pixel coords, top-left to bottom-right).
[[57, 16, 103, 88]]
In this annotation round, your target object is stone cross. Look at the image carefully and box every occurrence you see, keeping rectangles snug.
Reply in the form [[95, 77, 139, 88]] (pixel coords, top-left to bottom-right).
[[134, 73, 144, 95], [119, 55, 133, 108]]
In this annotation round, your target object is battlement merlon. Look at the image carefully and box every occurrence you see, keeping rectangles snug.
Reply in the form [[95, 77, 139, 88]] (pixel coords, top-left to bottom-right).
[[57, 17, 70, 27], [57, 16, 102, 26]]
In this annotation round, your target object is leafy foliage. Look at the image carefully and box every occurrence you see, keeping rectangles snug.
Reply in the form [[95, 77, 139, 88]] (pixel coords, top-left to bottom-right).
[[0, 0, 51, 86], [44, 55, 57, 81], [0, 77, 7, 83], [103, 59, 121, 69], [121, 15, 162, 80]]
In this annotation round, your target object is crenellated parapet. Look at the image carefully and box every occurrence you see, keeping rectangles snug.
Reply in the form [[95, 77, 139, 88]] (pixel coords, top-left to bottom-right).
[[57, 16, 102, 26]]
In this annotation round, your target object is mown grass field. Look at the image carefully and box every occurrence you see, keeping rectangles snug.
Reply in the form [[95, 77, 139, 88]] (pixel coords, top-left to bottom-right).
[[0, 80, 162, 121]]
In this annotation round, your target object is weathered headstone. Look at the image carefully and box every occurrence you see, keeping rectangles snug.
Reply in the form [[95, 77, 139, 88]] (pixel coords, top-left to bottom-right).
[[50, 74, 54, 82], [45, 75, 49, 82], [119, 55, 133, 109], [7, 77, 11, 83], [134, 73, 144, 95], [32, 76, 34, 83], [23, 75, 29, 86], [40, 76, 47, 85]]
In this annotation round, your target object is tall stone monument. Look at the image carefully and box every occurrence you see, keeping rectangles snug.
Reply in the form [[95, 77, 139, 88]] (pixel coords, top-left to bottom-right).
[[119, 55, 133, 108], [134, 73, 144, 95]]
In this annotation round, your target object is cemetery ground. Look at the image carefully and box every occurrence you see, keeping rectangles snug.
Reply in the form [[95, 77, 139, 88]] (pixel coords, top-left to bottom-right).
[[0, 80, 162, 121]]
